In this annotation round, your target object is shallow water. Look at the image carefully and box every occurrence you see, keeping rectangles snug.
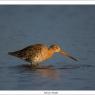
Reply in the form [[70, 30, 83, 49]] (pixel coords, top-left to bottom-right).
[[0, 5, 95, 90]]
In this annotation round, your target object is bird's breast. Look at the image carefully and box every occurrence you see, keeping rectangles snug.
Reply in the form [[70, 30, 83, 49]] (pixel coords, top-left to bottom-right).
[[32, 49, 53, 63]]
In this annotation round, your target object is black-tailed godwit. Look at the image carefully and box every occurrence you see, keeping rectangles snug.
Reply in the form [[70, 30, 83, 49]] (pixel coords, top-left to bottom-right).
[[8, 44, 78, 66]]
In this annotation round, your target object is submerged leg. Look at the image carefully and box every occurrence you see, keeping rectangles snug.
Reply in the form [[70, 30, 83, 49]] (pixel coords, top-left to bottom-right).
[[30, 62, 40, 69]]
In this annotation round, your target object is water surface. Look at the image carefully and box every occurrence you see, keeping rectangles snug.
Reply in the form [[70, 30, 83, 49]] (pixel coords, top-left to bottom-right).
[[0, 5, 95, 90]]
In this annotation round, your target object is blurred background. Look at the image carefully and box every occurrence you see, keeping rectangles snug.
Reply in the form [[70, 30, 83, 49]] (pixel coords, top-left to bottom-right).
[[0, 5, 95, 90]]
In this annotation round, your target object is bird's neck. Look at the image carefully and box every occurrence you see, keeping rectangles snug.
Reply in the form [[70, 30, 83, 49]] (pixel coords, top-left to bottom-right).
[[48, 48, 55, 57]]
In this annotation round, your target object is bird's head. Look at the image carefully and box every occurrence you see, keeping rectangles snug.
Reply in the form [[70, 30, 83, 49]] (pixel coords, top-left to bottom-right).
[[49, 44, 61, 53], [49, 44, 79, 61]]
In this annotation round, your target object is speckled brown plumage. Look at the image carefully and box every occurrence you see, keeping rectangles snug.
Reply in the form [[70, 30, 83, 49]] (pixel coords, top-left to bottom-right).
[[8, 43, 78, 66]]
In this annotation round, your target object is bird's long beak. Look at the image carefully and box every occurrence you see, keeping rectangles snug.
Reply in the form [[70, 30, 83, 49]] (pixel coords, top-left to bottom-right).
[[59, 50, 79, 61]]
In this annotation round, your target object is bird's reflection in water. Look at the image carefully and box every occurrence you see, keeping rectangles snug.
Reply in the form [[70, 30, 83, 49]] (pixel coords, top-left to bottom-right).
[[36, 65, 59, 79], [17, 64, 59, 79]]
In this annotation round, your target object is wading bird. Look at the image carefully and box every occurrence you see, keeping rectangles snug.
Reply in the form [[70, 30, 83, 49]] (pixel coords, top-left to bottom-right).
[[8, 44, 78, 67]]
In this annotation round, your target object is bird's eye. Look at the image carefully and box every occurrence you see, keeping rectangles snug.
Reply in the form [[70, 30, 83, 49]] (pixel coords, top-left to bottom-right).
[[54, 46, 59, 50]]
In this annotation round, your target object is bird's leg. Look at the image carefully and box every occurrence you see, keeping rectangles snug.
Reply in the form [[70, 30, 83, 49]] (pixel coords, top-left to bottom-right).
[[30, 62, 39, 69]]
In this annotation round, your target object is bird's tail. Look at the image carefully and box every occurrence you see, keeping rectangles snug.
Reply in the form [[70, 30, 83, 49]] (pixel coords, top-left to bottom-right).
[[8, 51, 19, 57]]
